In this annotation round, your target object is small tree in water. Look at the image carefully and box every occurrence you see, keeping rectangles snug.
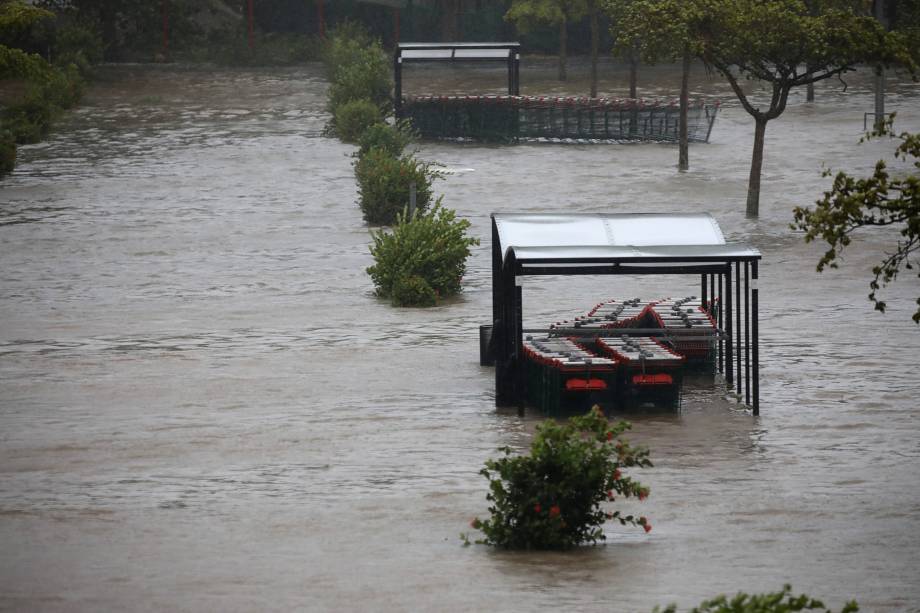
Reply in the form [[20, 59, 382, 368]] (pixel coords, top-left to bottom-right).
[[611, 0, 711, 171], [471, 407, 652, 550], [691, 0, 912, 217]]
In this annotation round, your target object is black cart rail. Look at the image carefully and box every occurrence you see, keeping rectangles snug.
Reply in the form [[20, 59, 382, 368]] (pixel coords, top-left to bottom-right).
[[401, 95, 719, 143]]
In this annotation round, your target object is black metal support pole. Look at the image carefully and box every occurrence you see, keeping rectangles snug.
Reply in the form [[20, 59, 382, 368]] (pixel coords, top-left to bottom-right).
[[701, 274, 708, 311], [717, 272, 723, 373], [735, 260, 742, 394], [394, 53, 403, 117], [751, 260, 759, 415], [725, 264, 733, 387], [514, 52, 521, 95], [709, 273, 715, 316], [493, 218, 509, 407], [515, 280, 524, 411], [744, 261, 751, 406]]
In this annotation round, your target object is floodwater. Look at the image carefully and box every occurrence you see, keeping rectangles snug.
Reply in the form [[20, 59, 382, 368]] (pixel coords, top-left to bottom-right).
[[1, 58, 919, 612]]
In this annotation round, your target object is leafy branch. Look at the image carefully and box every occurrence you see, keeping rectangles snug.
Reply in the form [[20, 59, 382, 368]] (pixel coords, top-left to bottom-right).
[[792, 116, 920, 323]]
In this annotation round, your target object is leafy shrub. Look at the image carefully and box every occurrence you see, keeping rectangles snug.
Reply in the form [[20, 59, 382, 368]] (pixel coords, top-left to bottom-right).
[[357, 120, 417, 158], [653, 585, 859, 613], [52, 23, 104, 74], [367, 203, 479, 306], [471, 408, 652, 550], [354, 148, 441, 225], [2, 96, 53, 143], [0, 130, 16, 177], [321, 20, 375, 79], [334, 99, 382, 144], [326, 44, 392, 114], [40, 63, 83, 110], [391, 274, 438, 307]]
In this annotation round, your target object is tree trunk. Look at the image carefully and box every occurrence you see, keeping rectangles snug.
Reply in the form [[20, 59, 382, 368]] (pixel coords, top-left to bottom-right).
[[805, 64, 814, 102], [874, 64, 886, 130], [628, 48, 638, 99], [589, 8, 598, 97], [746, 116, 768, 217], [678, 49, 690, 171], [558, 15, 567, 81]]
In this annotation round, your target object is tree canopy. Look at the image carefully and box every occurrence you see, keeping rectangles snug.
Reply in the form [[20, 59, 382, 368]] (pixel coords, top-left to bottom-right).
[[506, 0, 587, 80], [685, 0, 911, 216], [793, 119, 920, 323]]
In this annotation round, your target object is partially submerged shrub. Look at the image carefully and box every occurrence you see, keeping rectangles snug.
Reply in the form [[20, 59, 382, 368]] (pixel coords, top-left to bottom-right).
[[321, 20, 375, 79], [357, 120, 417, 158], [2, 95, 53, 143], [391, 274, 438, 308], [653, 585, 859, 613], [354, 148, 441, 225], [335, 99, 382, 144], [326, 44, 391, 114], [52, 23, 104, 74], [471, 407, 652, 550], [323, 22, 391, 115], [367, 203, 479, 306]]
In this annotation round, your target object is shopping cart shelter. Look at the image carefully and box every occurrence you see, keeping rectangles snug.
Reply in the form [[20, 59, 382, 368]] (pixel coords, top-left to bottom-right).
[[485, 213, 762, 413], [394, 42, 719, 143]]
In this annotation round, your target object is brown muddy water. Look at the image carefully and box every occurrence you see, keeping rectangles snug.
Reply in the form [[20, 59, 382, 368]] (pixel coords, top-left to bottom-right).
[[1, 58, 919, 612]]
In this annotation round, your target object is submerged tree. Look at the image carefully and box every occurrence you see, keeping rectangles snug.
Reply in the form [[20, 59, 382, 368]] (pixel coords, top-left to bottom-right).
[[793, 119, 920, 323], [695, 0, 912, 217], [506, 0, 586, 82], [612, 0, 710, 171]]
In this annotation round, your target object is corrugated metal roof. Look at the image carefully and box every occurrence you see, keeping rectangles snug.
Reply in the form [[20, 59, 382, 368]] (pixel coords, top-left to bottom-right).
[[493, 213, 760, 262]]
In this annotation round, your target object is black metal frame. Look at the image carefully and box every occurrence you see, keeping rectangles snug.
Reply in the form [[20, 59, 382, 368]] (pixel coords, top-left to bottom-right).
[[394, 42, 521, 116], [490, 216, 762, 414]]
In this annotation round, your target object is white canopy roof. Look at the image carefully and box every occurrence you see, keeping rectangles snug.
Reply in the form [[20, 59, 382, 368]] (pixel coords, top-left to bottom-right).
[[493, 213, 760, 263], [397, 43, 519, 62]]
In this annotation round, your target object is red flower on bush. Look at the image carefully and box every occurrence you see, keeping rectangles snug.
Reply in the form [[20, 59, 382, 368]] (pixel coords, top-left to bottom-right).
[[644, 523, 652, 533], [549, 505, 561, 518], [613, 469, 622, 480], [534, 503, 541, 514], [638, 489, 648, 501], [607, 490, 614, 500], [606, 431, 613, 441]]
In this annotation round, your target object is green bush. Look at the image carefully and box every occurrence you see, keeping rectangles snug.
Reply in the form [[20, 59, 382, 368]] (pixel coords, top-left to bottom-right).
[[321, 21, 392, 136], [391, 274, 438, 308], [653, 585, 859, 613], [2, 96, 53, 143], [52, 23, 104, 74], [1, 62, 84, 145], [354, 148, 441, 225], [367, 203, 479, 306], [326, 44, 391, 113], [0, 130, 16, 177], [335, 99, 382, 144], [357, 120, 417, 158], [41, 63, 84, 110], [321, 20, 376, 79], [471, 408, 653, 550]]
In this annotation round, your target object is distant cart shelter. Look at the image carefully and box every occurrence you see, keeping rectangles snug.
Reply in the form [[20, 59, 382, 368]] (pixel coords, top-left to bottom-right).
[[394, 42, 719, 143], [488, 213, 762, 413]]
